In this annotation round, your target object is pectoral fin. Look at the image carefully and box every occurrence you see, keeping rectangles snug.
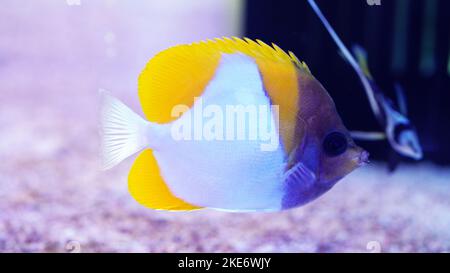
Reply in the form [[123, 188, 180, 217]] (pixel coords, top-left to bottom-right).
[[282, 161, 317, 209], [284, 161, 317, 184]]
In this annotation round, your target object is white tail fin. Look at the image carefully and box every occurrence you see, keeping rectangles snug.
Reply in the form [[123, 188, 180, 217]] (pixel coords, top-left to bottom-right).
[[100, 90, 150, 170]]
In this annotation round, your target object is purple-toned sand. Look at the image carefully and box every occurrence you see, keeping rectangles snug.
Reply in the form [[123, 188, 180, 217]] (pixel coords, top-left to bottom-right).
[[1, 1, 449, 253]]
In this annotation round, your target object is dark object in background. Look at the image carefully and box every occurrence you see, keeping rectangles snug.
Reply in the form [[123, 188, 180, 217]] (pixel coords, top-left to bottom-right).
[[244, 0, 450, 165]]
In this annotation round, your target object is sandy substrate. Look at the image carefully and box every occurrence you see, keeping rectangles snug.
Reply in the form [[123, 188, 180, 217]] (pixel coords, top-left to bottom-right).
[[1, 1, 450, 253], [1, 95, 449, 253], [1, 132, 450, 253]]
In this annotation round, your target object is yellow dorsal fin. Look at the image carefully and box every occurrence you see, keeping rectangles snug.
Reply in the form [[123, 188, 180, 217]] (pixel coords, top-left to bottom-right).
[[128, 149, 202, 211], [138, 37, 311, 124]]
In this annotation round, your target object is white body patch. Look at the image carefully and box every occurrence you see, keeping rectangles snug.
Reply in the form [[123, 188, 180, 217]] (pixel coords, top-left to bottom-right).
[[152, 53, 287, 211]]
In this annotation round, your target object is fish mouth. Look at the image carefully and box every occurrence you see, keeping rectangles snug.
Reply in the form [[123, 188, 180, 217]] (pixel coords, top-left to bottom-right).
[[357, 150, 370, 166]]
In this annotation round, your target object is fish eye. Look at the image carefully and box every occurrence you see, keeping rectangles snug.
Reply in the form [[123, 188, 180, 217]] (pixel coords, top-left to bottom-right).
[[323, 132, 348, 157]]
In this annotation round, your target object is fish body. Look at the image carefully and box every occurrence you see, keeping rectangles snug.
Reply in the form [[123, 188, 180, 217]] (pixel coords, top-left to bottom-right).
[[308, 0, 423, 162], [352, 46, 423, 161], [101, 37, 367, 212]]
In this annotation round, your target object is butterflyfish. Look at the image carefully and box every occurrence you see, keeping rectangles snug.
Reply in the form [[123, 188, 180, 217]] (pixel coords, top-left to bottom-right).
[[100, 37, 368, 212]]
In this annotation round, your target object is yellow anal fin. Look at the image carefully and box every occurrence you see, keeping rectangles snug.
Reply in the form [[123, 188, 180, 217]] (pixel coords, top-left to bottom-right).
[[128, 149, 202, 211]]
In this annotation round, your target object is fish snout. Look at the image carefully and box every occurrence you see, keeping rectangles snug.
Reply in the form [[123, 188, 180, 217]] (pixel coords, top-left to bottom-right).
[[349, 146, 370, 167], [357, 149, 370, 166]]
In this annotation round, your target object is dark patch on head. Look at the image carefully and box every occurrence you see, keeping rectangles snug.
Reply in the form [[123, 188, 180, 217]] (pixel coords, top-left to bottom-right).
[[281, 72, 366, 209]]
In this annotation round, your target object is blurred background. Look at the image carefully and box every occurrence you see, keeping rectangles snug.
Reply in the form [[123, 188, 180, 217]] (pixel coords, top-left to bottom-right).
[[0, 0, 449, 253], [246, 0, 450, 164]]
